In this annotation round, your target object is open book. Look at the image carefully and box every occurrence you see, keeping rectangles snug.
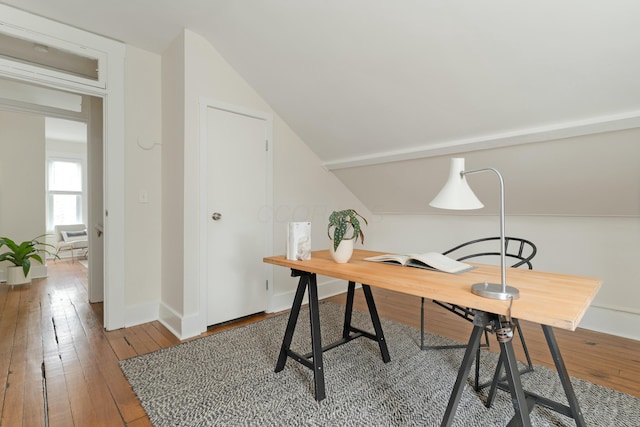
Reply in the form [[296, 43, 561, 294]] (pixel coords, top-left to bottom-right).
[[364, 252, 474, 274]]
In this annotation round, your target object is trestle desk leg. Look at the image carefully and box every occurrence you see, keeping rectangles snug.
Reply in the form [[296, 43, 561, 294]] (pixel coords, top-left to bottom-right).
[[275, 271, 309, 373], [485, 352, 504, 408], [420, 297, 425, 350], [441, 324, 485, 426], [306, 273, 326, 401], [362, 284, 391, 362], [542, 325, 586, 427], [342, 281, 356, 339], [498, 320, 532, 427]]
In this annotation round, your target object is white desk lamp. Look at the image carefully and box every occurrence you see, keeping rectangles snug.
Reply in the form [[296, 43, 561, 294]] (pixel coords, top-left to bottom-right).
[[430, 158, 519, 300]]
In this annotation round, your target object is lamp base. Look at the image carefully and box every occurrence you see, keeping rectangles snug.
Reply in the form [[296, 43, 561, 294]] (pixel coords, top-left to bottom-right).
[[471, 282, 520, 300]]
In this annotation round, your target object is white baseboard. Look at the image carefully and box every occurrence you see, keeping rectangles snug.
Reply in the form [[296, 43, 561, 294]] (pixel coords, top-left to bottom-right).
[[579, 305, 640, 341], [125, 301, 159, 328], [157, 302, 205, 340], [157, 302, 183, 339]]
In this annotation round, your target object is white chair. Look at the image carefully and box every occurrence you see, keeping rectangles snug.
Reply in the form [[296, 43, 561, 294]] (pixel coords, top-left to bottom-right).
[[54, 224, 89, 262]]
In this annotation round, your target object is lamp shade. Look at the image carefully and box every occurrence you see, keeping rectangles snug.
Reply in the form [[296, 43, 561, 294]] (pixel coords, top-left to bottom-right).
[[429, 158, 484, 210]]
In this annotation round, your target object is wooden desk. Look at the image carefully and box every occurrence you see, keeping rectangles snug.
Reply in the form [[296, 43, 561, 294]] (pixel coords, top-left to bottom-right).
[[264, 249, 601, 426]]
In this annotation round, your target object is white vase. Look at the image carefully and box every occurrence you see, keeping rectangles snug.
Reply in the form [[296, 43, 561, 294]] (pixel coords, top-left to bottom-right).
[[6, 266, 31, 286], [329, 239, 354, 263]]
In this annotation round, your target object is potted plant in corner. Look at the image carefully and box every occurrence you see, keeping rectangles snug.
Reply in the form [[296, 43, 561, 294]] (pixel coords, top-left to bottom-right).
[[0, 235, 57, 286], [327, 209, 367, 263]]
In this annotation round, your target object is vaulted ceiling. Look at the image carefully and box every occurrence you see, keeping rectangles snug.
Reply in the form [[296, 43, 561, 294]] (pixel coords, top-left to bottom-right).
[[3, 1, 639, 216]]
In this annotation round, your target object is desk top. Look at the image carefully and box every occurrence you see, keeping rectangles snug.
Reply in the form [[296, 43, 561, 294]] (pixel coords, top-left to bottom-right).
[[264, 249, 601, 331]]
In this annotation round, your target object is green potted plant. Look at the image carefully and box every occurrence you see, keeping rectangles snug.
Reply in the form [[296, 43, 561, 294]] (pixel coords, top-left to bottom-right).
[[0, 235, 57, 285], [327, 209, 367, 263]]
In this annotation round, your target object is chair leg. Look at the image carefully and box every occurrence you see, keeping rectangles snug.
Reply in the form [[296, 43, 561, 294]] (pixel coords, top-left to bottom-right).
[[421, 300, 491, 352]]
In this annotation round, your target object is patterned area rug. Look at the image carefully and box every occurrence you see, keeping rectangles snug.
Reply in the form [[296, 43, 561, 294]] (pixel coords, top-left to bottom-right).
[[120, 302, 639, 426]]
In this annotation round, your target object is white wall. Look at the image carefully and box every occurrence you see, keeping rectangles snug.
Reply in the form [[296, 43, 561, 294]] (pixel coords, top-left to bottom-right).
[[367, 214, 640, 340], [156, 29, 370, 338], [0, 110, 47, 279], [123, 45, 163, 325], [160, 33, 186, 330]]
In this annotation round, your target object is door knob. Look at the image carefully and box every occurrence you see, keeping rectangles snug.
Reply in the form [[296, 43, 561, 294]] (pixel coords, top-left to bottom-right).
[[211, 212, 222, 221]]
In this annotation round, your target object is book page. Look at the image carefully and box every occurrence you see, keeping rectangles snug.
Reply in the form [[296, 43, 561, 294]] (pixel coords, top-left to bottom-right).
[[407, 252, 472, 273], [364, 254, 410, 265]]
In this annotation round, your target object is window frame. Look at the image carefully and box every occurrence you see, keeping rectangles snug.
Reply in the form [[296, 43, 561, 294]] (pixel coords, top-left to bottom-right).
[[46, 154, 87, 231]]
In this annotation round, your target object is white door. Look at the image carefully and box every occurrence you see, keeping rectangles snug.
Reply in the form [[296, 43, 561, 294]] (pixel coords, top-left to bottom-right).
[[206, 106, 268, 326]]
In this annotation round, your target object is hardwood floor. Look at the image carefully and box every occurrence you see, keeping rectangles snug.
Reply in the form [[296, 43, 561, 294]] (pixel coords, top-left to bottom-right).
[[1, 261, 638, 426]]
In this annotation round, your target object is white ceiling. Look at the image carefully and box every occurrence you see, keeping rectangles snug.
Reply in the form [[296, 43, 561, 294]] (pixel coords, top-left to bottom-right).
[[46, 117, 86, 143], [3, 0, 640, 168], [3, 1, 638, 217]]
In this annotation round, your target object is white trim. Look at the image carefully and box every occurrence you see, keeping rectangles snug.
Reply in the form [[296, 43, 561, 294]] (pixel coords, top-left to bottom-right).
[[102, 47, 126, 330], [374, 211, 640, 219], [0, 4, 126, 330], [579, 305, 640, 341], [158, 302, 184, 339], [157, 300, 203, 341], [125, 301, 159, 328], [198, 97, 274, 333], [323, 110, 640, 170], [0, 5, 109, 90]]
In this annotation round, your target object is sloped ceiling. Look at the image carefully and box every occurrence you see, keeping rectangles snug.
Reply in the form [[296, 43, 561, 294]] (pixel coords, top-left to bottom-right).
[[3, 0, 639, 216], [334, 130, 640, 216]]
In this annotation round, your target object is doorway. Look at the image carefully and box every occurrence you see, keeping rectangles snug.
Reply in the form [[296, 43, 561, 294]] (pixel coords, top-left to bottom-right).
[[0, 7, 126, 329], [0, 82, 104, 302]]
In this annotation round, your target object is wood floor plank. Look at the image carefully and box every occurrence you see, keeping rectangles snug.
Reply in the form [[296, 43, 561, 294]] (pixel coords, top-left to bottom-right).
[[1, 290, 27, 427], [41, 265, 79, 427], [106, 329, 139, 360], [63, 303, 125, 426], [44, 372, 75, 427], [141, 322, 180, 349], [122, 325, 162, 356], [23, 284, 46, 427]]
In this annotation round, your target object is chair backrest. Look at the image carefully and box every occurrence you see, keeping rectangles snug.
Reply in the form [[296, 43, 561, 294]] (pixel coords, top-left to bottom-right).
[[443, 237, 537, 270], [54, 224, 88, 242]]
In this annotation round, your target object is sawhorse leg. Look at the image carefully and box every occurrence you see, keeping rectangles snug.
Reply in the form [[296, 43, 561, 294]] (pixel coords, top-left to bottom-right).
[[485, 326, 586, 426], [542, 325, 585, 426], [441, 323, 486, 427], [442, 314, 531, 427], [274, 270, 326, 401], [275, 273, 390, 402], [342, 282, 390, 362]]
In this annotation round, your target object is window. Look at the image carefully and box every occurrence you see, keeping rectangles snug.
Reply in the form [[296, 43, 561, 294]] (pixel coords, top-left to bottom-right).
[[47, 158, 85, 229]]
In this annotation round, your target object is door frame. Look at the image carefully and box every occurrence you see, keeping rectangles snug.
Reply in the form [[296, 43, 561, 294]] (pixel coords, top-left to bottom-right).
[[0, 5, 126, 330], [198, 97, 274, 332]]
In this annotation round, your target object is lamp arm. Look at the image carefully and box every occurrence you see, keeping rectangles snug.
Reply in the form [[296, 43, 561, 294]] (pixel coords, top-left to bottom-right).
[[461, 168, 507, 291]]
